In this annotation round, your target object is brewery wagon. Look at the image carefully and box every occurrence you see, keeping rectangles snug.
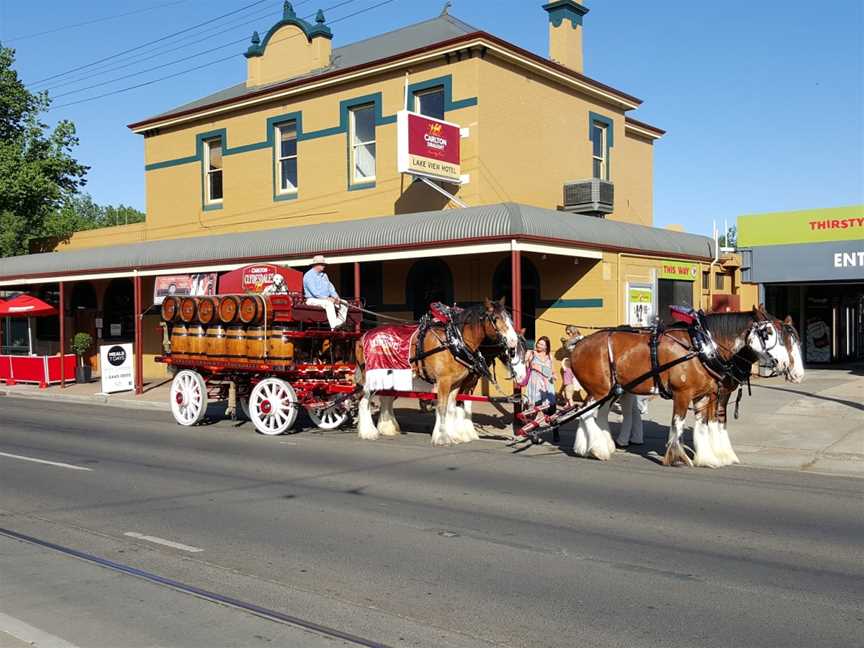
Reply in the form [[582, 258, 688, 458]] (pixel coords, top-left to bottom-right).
[[157, 290, 362, 435]]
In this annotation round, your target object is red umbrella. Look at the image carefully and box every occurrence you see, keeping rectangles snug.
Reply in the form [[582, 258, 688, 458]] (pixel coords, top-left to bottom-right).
[[0, 294, 58, 317]]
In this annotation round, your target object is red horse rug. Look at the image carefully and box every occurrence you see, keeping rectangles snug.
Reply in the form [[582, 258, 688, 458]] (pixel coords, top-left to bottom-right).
[[362, 325, 419, 391]]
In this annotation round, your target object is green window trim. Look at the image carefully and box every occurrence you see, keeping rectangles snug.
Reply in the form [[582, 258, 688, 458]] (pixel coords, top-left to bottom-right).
[[588, 111, 614, 181]]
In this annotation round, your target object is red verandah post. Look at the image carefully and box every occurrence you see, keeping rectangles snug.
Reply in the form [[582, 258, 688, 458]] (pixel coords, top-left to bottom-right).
[[353, 262, 361, 302], [59, 281, 65, 389], [134, 273, 143, 395], [511, 244, 522, 430]]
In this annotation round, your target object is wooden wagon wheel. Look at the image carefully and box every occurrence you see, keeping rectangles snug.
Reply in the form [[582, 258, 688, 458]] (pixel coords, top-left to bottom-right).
[[248, 377, 298, 435], [169, 370, 208, 426]]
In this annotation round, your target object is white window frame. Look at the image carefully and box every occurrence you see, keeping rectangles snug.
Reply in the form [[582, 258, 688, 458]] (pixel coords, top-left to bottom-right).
[[414, 87, 445, 119], [591, 121, 609, 181], [204, 137, 223, 205], [275, 121, 298, 195], [349, 104, 376, 185]]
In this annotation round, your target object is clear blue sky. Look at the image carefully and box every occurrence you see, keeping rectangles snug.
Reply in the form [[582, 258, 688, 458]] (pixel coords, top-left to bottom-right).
[[1, 0, 862, 235]]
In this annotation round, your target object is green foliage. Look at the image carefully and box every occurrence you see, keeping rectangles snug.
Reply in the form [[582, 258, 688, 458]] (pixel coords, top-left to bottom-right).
[[70, 332, 93, 357], [47, 193, 145, 236], [0, 44, 89, 258]]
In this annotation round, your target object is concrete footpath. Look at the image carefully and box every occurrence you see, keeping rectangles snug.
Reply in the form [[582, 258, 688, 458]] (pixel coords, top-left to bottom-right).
[[1, 367, 862, 479]]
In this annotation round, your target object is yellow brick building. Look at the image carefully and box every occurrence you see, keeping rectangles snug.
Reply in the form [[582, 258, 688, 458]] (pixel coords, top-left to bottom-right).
[[0, 1, 753, 385]]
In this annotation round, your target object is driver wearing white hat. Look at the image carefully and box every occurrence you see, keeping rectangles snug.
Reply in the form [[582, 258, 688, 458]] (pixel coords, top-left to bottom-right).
[[302, 254, 348, 329]]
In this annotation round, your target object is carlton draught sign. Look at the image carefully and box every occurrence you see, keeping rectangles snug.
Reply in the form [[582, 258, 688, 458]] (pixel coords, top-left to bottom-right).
[[397, 111, 461, 183]]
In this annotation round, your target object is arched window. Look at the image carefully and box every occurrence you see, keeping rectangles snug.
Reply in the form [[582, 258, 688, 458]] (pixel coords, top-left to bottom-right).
[[492, 257, 540, 341], [103, 278, 134, 340], [70, 283, 98, 311], [406, 259, 454, 320]]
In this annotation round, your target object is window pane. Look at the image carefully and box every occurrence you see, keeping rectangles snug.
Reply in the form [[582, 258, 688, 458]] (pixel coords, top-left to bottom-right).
[[354, 142, 376, 180], [210, 170, 223, 200], [352, 106, 375, 144], [279, 123, 297, 158], [591, 124, 604, 158], [281, 158, 297, 191], [417, 89, 445, 119], [208, 140, 222, 170], [593, 158, 602, 179]]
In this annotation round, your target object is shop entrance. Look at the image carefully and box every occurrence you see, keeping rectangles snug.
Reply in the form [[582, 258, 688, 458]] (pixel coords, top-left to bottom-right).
[[766, 283, 864, 364]]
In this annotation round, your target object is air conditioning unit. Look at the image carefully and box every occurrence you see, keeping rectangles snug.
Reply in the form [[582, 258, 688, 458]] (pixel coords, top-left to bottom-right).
[[561, 179, 614, 217]]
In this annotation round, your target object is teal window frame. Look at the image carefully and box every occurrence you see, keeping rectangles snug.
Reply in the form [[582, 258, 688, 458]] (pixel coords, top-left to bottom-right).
[[201, 133, 225, 211], [588, 111, 614, 181], [270, 112, 302, 202]]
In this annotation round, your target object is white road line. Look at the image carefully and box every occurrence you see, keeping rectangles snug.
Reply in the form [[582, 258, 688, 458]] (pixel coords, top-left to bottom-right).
[[0, 611, 82, 648], [0, 451, 93, 472], [123, 532, 203, 553]]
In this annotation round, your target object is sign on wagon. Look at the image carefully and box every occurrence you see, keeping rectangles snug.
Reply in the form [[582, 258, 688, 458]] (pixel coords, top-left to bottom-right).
[[397, 111, 462, 183], [99, 343, 134, 394]]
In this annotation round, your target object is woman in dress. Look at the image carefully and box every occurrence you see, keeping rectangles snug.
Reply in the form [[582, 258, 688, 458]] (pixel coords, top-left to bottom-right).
[[524, 336, 558, 441]]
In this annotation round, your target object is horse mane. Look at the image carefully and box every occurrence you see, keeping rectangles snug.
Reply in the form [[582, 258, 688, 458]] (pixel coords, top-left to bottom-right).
[[453, 304, 489, 328], [702, 311, 758, 344]]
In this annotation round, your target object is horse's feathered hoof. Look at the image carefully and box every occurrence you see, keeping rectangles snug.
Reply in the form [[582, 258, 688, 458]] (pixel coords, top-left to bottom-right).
[[663, 444, 693, 467]]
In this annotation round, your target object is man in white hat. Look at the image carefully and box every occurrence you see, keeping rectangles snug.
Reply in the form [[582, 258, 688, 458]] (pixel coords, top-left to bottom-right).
[[303, 254, 348, 329]]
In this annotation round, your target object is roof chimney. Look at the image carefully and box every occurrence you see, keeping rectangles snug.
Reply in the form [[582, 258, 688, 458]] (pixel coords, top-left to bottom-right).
[[542, 1, 589, 73]]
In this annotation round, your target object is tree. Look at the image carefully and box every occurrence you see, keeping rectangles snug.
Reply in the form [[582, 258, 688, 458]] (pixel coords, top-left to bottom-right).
[[718, 225, 737, 249], [0, 44, 88, 257]]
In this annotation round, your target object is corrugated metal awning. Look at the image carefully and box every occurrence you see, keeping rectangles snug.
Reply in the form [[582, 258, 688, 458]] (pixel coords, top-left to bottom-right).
[[0, 203, 714, 285]]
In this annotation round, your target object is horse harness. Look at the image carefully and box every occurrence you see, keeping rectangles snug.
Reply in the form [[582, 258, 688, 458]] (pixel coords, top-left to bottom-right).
[[410, 303, 496, 384]]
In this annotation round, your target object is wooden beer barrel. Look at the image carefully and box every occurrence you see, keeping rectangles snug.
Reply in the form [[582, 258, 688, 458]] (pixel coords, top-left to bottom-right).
[[179, 297, 198, 323], [186, 324, 207, 357], [225, 325, 246, 360], [238, 295, 264, 325], [197, 297, 217, 325], [217, 296, 240, 324], [244, 325, 266, 359], [268, 326, 294, 365], [205, 325, 227, 361], [161, 296, 180, 323], [169, 323, 189, 357]]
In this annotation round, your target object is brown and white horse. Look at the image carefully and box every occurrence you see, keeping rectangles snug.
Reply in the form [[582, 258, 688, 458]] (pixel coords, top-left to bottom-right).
[[703, 309, 805, 466], [354, 299, 525, 445], [566, 313, 799, 466]]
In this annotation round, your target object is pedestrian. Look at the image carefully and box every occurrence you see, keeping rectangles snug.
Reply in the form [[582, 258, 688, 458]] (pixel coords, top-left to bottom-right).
[[303, 254, 348, 329], [616, 392, 646, 448], [524, 336, 558, 441]]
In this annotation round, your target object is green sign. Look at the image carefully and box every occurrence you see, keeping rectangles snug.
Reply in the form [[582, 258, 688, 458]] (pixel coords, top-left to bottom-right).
[[738, 205, 864, 247], [658, 260, 698, 281]]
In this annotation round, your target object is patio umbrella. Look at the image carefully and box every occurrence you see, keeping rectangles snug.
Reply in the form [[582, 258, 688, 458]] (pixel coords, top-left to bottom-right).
[[0, 294, 58, 355], [0, 294, 58, 317]]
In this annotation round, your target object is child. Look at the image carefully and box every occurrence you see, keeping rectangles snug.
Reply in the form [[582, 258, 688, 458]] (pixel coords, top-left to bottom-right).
[[559, 326, 585, 406]]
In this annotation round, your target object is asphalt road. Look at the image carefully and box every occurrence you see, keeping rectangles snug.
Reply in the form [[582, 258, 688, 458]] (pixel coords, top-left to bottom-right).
[[0, 396, 861, 648]]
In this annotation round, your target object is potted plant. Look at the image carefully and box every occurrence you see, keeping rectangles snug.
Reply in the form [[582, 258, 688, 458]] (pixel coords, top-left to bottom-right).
[[71, 332, 94, 383]]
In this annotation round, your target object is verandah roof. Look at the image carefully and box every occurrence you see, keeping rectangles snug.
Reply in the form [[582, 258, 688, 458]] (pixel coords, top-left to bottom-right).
[[0, 203, 714, 285]]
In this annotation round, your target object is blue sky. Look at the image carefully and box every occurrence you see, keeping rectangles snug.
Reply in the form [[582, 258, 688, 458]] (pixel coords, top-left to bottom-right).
[[1, 0, 861, 235]]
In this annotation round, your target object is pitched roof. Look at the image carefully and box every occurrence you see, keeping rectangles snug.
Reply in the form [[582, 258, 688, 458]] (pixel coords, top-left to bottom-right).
[[144, 14, 479, 122], [0, 203, 714, 283]]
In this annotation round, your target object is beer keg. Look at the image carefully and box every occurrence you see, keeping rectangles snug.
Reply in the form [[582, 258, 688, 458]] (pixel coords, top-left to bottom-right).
[[238, 295, 264, 325], [169, 323, 189, 358], [205, 324, 227, 361], [179, 297, 198, 323], [186, 324, 207, 357], [161, 296, 180, 323], [217, 295, 240, 324], [225, 325, 247, 360], [268, 326, 294, 365], [244, 325, 266, 359], [197, 297, 217, 325]]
